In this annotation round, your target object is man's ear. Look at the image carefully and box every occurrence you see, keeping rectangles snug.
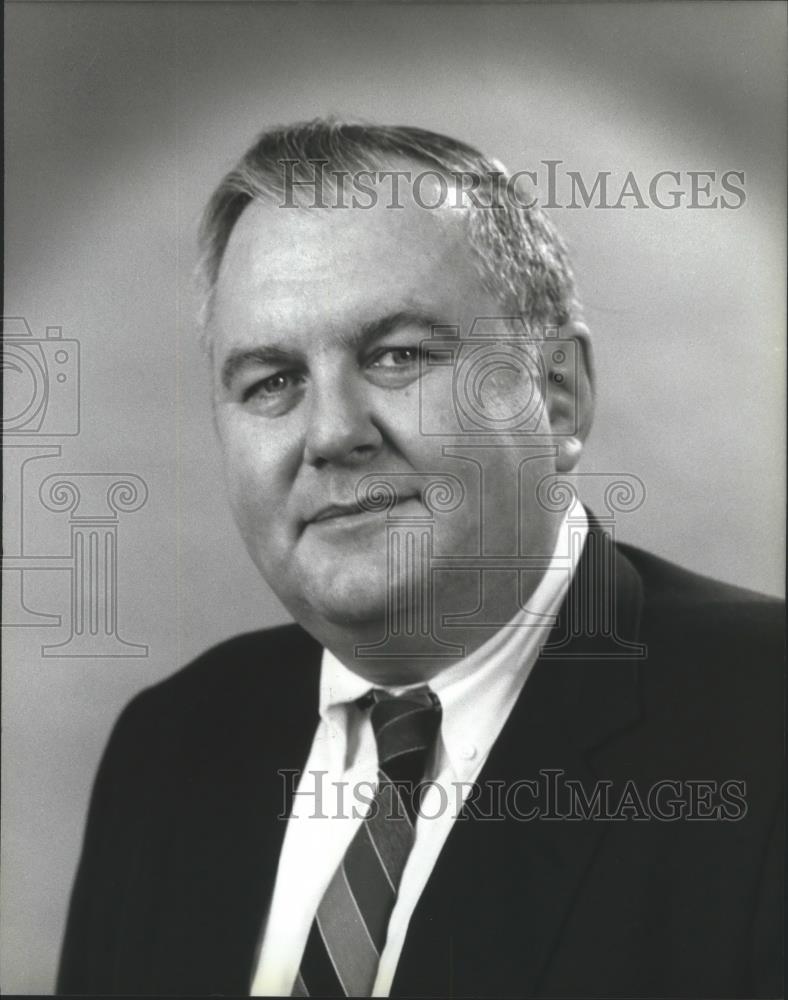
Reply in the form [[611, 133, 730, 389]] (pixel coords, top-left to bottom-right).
[[540, 318, 595, 472]]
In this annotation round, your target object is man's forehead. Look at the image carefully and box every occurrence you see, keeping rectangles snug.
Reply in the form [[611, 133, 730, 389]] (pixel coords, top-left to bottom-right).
[[212, 185, 488, 329], [222, 180, 467, 265]]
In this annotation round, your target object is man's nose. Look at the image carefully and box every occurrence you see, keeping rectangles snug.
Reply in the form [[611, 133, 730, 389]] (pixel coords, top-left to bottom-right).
[[303, 374, 382, 467]]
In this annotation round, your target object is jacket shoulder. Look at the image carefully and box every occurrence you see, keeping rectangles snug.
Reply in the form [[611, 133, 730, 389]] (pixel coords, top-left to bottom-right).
[[618, 541, 783, 704], [618, 541, 784, 621], [57, 622, 322, 994], [618, 542, 784, 747], [118, 622, 322, 736]]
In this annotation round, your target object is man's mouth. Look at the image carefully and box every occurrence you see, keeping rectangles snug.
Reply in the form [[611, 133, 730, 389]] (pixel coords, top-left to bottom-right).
[[306, 493, 421, 527], [311, 502, 364, 523]]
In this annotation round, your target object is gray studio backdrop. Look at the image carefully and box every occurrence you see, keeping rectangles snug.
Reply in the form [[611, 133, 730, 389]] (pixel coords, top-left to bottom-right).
[[3, 1, 785, 993]]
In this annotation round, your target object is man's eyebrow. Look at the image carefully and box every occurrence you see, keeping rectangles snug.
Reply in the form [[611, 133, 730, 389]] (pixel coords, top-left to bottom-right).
[[220, 310, 442, 389], [353, 309, 442, 347]]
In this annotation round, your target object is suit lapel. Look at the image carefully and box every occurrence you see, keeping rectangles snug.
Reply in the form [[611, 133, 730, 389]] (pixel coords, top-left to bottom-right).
[[393, 522, 645, 996]]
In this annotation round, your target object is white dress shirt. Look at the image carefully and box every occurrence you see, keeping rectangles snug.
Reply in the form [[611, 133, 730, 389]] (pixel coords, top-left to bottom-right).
[[251, 504, 588, 997]]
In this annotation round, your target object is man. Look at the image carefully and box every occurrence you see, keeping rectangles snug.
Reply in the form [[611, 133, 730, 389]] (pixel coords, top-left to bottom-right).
[[57, 121, 783, 997]]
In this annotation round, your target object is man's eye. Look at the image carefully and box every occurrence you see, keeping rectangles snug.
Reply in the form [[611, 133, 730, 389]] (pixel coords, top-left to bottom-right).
[[242, 371, 305, 406], [246, 373, 290, 398], [370, 347, 419, 368]]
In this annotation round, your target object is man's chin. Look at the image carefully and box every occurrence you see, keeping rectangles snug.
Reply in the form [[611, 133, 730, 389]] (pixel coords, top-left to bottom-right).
[[299, 587, 390, 630], [291, 559, 391, 626]]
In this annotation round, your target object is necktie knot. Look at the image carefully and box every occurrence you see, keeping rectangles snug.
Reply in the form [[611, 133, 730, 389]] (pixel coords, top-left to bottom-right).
[[362, 686, 442, 784]]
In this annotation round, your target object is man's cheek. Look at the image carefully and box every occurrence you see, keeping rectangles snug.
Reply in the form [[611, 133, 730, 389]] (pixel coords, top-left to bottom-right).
[[226, 467, 271, 534]]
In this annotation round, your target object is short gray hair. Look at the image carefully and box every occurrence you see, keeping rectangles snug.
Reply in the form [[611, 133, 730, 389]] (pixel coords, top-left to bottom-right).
[[197, 118, 578, 341]]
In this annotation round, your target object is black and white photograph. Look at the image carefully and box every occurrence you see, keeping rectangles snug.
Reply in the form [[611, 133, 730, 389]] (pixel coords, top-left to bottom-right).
[[2, 1, 785, 996]]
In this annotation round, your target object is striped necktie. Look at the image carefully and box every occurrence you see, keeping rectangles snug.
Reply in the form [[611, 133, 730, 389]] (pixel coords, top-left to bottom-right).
[[293, 685, 442, 997]]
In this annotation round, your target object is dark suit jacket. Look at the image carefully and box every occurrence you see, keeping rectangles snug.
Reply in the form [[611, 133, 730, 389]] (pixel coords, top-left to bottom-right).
[[57, 522, 784, 997]]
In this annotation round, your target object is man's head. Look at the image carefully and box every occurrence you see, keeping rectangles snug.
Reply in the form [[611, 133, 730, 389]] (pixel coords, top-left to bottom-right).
[[199, 120, 594, 665]]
